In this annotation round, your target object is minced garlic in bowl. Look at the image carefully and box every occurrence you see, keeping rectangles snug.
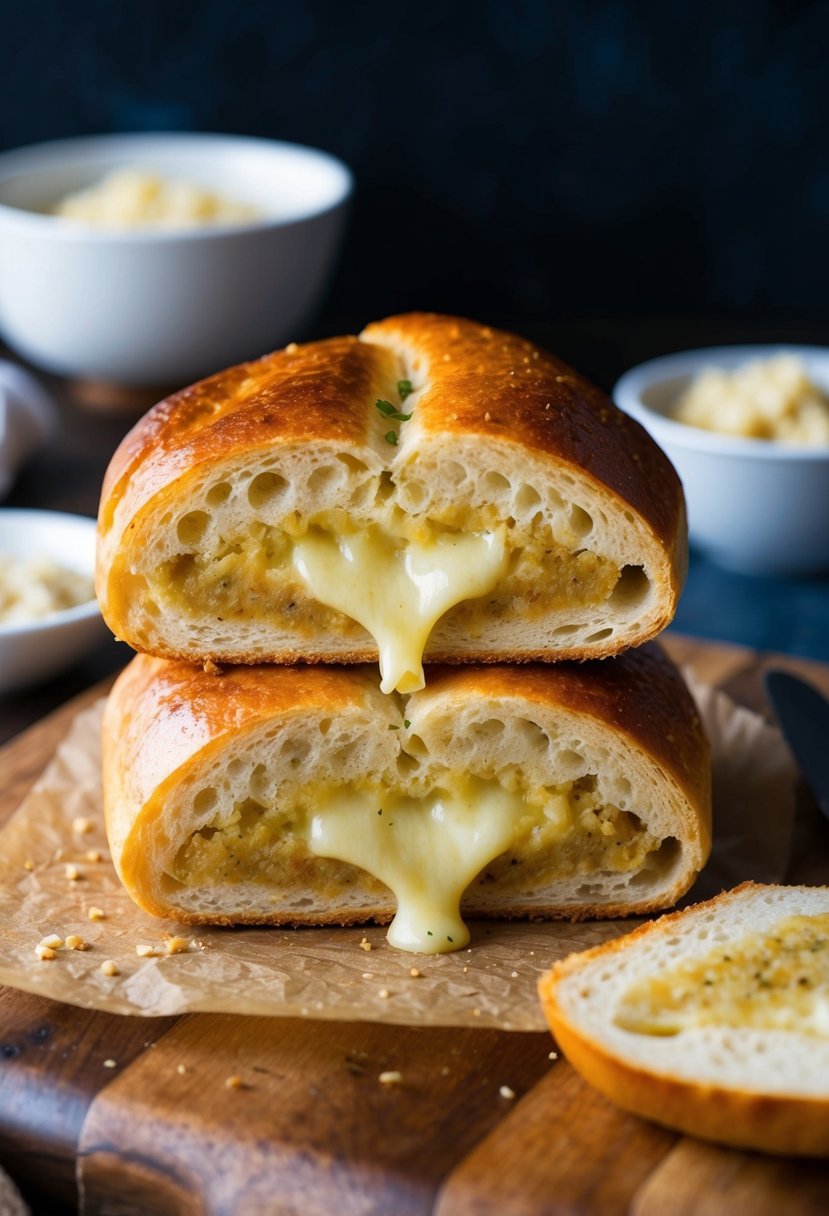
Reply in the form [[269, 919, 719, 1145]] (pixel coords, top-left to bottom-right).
[[0, 552, 94, 626], [52, 169, 261, 231], [673, 354, 829, 444]]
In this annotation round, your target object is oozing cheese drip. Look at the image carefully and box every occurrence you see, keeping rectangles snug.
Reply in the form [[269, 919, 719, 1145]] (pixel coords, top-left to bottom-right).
[[306, 778, 528, 953], [292, 524, 508, 693], [614, 913, 829, 1037]]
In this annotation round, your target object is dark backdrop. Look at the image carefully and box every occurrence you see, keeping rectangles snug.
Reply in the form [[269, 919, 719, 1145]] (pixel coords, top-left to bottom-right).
[[3, 0, 828, 328]]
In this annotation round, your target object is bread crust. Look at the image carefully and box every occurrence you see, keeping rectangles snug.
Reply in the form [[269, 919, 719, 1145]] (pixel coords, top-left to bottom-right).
[[96, 314, 687, 666], [538, 882, 829, 1156], [103, 644, 710, 927]]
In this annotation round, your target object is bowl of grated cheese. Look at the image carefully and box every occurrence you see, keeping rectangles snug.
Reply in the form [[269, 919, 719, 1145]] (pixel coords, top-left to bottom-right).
[[613, 346, 829, 575], [0, 509, 105, 694]]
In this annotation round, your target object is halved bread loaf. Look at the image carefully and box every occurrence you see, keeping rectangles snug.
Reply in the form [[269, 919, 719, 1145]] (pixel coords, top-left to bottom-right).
[[102, 644, 710, 954], [539, 882, 829, 1156], [96, 313, 686, 692]]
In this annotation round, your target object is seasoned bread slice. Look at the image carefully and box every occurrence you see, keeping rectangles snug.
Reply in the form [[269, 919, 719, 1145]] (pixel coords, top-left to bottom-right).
[[102, 643, 710, 954], [96, 313, 686, 692], [539, 882, 829, 1156]]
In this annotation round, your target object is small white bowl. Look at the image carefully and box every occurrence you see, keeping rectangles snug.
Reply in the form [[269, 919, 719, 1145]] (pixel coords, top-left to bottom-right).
[[613, 345, 829, 575], [0, 133, 352, 386], [0, 509, 105, 694]]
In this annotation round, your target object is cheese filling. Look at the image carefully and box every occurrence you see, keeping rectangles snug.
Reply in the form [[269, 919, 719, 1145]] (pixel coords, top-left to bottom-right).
[[614, 913, 829, 1037], [292, 524, 508, 693], [170, 773, 662, 953]]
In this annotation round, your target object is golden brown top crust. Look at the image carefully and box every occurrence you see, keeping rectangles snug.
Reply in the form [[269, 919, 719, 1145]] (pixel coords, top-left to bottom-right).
[[98, 313, 683, 555]]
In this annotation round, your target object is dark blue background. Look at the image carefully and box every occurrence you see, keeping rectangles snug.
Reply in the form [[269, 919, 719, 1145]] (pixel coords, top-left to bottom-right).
[[4, 0, 829, 325]]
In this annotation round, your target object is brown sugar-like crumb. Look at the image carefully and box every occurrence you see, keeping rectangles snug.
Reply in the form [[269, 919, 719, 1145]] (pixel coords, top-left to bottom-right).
[[64, 864, 82, 881], [100, 960, 120, 977], [224, 1074, 244, 1090], [164, 936, 190, 955], [65, 935, 87, 951], [378, 1070, 403, 1085], [88, 906, 105, 921]]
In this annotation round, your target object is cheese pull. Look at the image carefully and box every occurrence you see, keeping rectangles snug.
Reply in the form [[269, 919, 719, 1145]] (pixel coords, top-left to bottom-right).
[[103, 646, 710, 952], [96, 313, 686, 675], [293, 525, 508, 693]]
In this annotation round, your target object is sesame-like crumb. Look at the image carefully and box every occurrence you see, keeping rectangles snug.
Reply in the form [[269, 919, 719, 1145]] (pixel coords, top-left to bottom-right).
[[100, 960, 119, 977], [548, 1051, 558, 1060], [409, 967, 421, 978], [164, 936, 190, 955], [135, 943, 157, 958], [23, 860, 34, 871], [103, 1059, 117, 1068], [378, 988, 390, 999], [511, 970, 519, 978], [378, 1070, 402, 1085], [499, 1085, 516, 1100], [39, 934, 63, 950], [65, 935, 87, 951], [85, 850, 103, 864], [88, 906, 105, 921], [64, 864, 82, 881], [225, 1074, 244, 1089], [35, 945, 57, 961], [72, 816, 92, 835]]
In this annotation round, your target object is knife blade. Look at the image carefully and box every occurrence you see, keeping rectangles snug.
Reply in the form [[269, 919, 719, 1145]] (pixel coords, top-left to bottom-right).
[[765, 669, 829, 826]]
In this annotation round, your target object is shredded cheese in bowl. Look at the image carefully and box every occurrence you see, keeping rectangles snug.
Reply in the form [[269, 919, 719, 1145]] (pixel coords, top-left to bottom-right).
[[673, 355, 829, 444], [0, 552, 94, 626], [52, 169, 261, 231]]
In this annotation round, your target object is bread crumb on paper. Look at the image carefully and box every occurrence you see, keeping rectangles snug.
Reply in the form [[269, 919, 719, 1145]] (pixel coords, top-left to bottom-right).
[[100, 960, 120, 977], [65, 935, 87, 951], [88, 906, 105, 921]]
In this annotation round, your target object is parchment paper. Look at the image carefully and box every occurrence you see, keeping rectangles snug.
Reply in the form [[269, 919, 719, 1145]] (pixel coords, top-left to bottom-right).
[[0, 678, 818, 1031]]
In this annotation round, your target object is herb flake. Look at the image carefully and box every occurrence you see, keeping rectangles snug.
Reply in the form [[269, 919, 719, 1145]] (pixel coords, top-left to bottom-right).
[[397, 379, 414, 400], [384, 430, 398, 445], [375, 398, 412, 422]]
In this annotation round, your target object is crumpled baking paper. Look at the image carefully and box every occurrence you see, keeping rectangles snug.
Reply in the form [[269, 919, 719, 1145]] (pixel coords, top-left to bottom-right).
[[0, 678, 814, 1031]]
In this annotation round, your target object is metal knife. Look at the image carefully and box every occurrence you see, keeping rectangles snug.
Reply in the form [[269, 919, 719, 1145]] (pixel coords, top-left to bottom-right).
[[765, 669, 829, 826]]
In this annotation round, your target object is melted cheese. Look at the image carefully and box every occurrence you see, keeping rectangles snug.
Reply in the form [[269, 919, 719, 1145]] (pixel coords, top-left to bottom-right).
[[614, 913, 829, 1037], [292, 524, 508, 693], [306, 777, 529, 953]]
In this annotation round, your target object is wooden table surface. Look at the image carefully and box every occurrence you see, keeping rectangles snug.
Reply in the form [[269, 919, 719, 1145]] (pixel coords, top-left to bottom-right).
[[1, 633, 828, 1215]]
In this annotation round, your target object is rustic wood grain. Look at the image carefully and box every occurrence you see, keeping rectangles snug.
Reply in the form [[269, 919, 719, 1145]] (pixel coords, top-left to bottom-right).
[[631, 1139, 829, 1216], [79, 1015, 552, 1216], [0, 637, 827, 1215], [435, 1060, 676, 1216]]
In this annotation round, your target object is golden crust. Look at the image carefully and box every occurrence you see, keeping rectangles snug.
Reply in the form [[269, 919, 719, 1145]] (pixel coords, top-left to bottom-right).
[[538, 883, 829, 1157]]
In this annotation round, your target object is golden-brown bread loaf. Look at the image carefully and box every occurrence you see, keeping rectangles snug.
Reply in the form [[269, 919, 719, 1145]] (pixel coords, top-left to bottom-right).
[[96, 314, 687, 692], [538, 882, 829, 1156], [102, 643, 710, 954]]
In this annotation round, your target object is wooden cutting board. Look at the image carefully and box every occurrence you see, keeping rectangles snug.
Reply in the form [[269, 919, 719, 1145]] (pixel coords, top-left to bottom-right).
[[1, 633, 828, 1216]]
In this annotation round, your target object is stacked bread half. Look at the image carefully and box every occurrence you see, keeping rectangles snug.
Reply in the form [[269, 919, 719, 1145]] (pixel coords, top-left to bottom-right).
[[97, 313, 711, 954]]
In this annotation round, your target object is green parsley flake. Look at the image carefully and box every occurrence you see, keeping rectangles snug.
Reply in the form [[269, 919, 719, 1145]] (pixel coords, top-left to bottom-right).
[[384, 430, 398, 445], [375, 398, 412, 422], [398, 379, 414, 400]]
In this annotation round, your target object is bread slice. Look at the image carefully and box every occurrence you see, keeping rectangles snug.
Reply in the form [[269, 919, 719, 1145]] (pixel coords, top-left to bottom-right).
[[102, 643, 710, 954], [96, 313, 686, 693], [539, 882, 829, 1156]]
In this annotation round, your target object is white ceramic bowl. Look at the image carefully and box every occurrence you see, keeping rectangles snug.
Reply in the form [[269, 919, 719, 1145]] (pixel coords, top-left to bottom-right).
[[0, 133, 352, 386], [0, 509, 105, 694], [613, 345, 829, 575]]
